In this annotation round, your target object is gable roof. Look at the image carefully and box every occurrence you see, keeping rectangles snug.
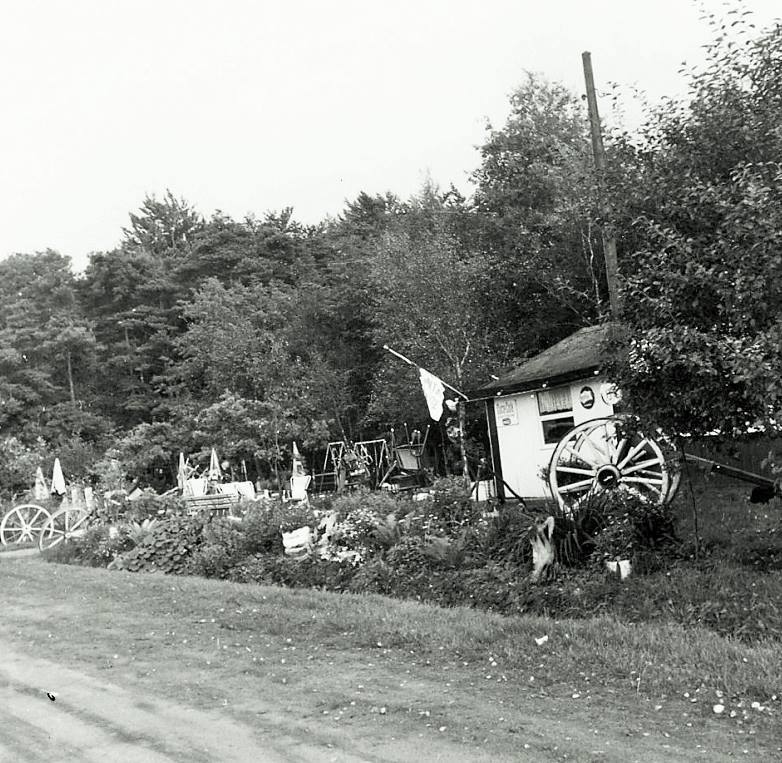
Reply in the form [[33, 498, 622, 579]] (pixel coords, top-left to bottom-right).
[[479, 323, 614, 397]]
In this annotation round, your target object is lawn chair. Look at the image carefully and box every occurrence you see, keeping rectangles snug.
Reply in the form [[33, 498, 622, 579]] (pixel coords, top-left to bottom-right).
[[288, 474, 312, 503], [380, 425, 430, 492]]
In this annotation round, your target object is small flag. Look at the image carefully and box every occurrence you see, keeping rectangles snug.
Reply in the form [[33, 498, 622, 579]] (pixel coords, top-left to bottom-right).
[[177, 452, 187, 492], [292, 441, 305, 476], [34, 466, 48, 500], [51, 458, 66, 496], [419, 368, 447, 421], [208, 448, 222, 481]]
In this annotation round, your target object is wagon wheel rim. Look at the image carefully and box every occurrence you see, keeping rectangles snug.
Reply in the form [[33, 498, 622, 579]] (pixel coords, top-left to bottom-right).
[[38, 508, 90, 551], [0, 504, 52, 545], [548, 417, 670, 512]]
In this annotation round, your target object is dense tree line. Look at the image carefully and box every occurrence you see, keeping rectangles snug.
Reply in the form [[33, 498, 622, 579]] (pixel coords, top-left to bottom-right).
[[1, 9, 780, 495]]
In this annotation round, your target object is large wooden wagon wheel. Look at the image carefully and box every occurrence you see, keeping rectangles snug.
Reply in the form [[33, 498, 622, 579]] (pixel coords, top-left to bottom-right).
[[38, 507, 90, 551], [0, 504, 52, 545], [548, 416, 679, 512]]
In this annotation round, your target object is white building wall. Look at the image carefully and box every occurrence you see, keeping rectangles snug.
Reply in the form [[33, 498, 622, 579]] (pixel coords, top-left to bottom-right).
[[493, 374, 615, 500]]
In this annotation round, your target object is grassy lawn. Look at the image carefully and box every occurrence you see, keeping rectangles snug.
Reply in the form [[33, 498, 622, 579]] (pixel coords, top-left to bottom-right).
[[1, 554, 780, 761]]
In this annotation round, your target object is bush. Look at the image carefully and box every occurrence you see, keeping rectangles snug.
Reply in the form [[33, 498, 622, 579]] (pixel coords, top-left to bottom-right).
[[225, 553, 357, 591], [318, 489, 406, 563], [402, 477, 486, 538], [481, 506, 536, 568], [41, 524, 135, 568], [588, 492, 677, 566], [117, 515, 205, 574], [185, 517, 245, 579], [0, 436, 47, 500], [238, 501, 317, 555], [347, 558, 395, 595]]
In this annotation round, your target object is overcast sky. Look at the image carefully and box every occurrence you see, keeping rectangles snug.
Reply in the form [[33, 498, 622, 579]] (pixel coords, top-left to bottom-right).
[[1, 0, 780, 271]]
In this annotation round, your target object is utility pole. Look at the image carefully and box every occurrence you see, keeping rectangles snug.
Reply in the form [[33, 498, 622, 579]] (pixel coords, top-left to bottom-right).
[[582, 51, 620, 319]]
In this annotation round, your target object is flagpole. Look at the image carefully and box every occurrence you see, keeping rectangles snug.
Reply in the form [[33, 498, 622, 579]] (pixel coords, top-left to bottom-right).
[[382, 345, 469, 400]]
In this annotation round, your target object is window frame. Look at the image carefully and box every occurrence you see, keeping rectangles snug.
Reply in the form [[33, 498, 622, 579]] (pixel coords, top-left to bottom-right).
[[537, 386, 574, 446]]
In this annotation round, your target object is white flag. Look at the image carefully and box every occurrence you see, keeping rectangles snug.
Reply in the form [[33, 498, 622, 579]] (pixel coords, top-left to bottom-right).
[[419, 368, 446, 421], [51, 458, 66, 496], [34, 466, 48, 500]]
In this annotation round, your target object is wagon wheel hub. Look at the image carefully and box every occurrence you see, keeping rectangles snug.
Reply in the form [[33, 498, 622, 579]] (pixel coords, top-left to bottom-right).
[[596, 464, 621, 489]]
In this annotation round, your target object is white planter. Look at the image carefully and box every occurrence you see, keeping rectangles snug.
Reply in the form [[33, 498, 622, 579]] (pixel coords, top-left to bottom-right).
[[606, 559, 632, 579]]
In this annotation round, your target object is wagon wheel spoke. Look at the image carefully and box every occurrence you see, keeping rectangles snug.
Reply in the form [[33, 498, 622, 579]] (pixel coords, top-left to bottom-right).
[[555, 465, 597, 477], [601, 423, 618, 460], [598, 421, 621, 459], [67, 512, 89, 533], [634, 469, 667, 479], [557, 478, 595, 494], [578, 432, 609, 463], [612, 437, 628, 465], [562, 447, 601, 470], [39, 520, 67, 550], [26, 506, 47, 524], [41, 531, 66, 550], [622, 457, 664, 476], [617, 439, 651, 470], [621, 476, 664, 487]]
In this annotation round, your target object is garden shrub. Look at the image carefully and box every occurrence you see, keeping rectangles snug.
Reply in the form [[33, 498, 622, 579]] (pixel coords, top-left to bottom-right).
[[185, 542, 238, 579], [185, 517, 245, 578], [41, 524, 135, 568], [0, 436, 48, 500], [588, 492, 677, 566], [238, 500, 317, 555], [402, 477, 486, 538], [321, 489, 406, 562], [347, 558, 395, 595], [224, 553, 277, 584], [271, 500, 319, 533], [385, 535, 433, 572], [116, 515, 205, 574], [226, 553, 357, 591], [480, 505, 536, 568]]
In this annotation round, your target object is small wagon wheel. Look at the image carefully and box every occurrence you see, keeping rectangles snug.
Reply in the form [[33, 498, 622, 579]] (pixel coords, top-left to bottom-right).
[[548, 416, 673, 512], [38, 507, 90, 552], [0, 504, 52, 546]]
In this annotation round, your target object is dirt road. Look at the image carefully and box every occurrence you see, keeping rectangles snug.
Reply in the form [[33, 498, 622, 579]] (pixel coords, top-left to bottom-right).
[[3, 640, 517, 763], [1, 556, 777, 761]]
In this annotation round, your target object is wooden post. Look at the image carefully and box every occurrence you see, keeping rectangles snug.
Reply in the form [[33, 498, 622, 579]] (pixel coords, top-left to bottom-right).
[[582, 51, 620, 319]]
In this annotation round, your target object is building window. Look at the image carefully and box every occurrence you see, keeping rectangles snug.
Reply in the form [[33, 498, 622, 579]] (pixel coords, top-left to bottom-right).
[[537, 386, 574, 444]]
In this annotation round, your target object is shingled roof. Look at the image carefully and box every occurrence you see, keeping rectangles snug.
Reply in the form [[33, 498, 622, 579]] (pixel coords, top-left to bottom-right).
[[479, 323, 614, 396]]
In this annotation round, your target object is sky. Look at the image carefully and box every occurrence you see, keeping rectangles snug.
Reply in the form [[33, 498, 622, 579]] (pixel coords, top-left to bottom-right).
[[1, 0, 780, 272]]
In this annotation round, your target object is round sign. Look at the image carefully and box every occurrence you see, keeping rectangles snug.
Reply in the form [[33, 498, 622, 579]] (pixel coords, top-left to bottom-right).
[[579, 386, 595, 409], [600, 383, 623, 406]]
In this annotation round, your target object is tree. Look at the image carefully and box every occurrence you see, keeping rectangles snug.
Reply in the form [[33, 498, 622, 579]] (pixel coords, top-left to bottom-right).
[[367, 186, 495, 477], [606, 13, 782, 440], [123, 190, 204, 255], [471, 74, 607, 359], [0, 251, 105, 443], [80, 193, 202, 428], [168, 278, 335, 471]]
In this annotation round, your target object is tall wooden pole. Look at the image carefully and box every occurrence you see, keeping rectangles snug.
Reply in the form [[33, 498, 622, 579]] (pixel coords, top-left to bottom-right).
[[582, 51, 620, 319]]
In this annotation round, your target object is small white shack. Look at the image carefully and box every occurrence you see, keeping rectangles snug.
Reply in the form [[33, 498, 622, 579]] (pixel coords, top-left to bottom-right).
[[479, 324, 621, 502]]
